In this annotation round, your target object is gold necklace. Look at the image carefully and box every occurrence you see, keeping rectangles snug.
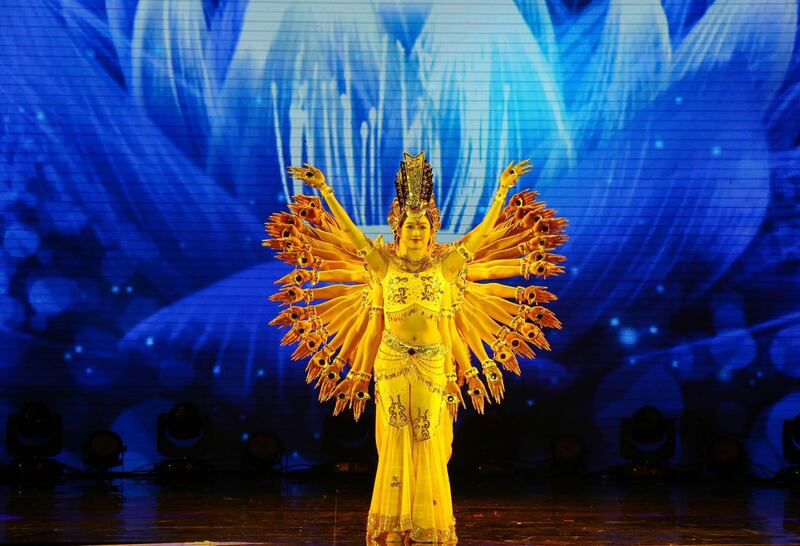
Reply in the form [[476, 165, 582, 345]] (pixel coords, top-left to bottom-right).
[[393, 251, 433, 273]]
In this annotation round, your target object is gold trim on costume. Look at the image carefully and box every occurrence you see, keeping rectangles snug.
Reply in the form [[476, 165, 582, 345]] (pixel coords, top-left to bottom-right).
[[366, 512, 457, 544], [384, 304, 444, 322], [379, 330, 448, 359]]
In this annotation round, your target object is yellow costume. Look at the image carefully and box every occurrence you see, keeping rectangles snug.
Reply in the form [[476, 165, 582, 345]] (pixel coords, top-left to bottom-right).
[[264, 152, 568, 544], [368, 253, 456, 542]]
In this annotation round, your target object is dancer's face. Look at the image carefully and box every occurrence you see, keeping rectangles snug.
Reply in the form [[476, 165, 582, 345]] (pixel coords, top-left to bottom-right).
[[399, 214, 432, 253]]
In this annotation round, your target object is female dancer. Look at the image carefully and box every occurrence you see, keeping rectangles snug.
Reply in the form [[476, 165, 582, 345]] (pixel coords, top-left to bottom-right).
[[266, 152, 566, 544]]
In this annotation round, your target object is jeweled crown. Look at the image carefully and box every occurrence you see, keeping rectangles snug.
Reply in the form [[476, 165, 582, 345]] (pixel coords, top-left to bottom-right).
[[388, 151, 441, 232]]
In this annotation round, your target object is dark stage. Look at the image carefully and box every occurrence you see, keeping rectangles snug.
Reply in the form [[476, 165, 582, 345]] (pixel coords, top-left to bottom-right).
[[2, 473, 800, 545]]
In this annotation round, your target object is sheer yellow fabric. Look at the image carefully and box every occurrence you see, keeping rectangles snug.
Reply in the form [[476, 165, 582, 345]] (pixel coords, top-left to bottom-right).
[[366, 331, 457, 544]]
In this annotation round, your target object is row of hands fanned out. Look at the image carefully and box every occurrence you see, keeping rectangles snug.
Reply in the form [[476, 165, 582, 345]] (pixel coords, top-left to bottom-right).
[[263, 190, 568, 419]]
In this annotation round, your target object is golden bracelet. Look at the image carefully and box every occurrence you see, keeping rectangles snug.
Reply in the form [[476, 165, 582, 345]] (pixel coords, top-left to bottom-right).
[[347, 369, 372, 382], [481, 359, 502, 381], [464, 367, 479, 379], [319, 184, 335, 196], [481, 359, 498, 371], [455, 242, 474, 262], [445, 373, 457, 382], [356, 238, 374, 258], [494, 186, 510, 201]]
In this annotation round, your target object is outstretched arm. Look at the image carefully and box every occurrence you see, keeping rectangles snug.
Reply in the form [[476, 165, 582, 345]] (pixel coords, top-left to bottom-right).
[[441, 160, 533, 281], [288, 164, 388, 278]]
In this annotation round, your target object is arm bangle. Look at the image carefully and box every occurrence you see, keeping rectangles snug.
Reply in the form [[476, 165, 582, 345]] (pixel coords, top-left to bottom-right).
[[455, 242, 474, 262], [481, 359, 498, 371], [445, 373, 457, 382], [464, 367, 479, 380], [356, 238, 374, 258], [494, 186, 510, 201], [347, 369, 372, 382]]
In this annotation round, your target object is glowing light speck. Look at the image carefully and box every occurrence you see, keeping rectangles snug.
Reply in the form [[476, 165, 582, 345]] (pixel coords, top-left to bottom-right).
[[619, 328, 638, 345]]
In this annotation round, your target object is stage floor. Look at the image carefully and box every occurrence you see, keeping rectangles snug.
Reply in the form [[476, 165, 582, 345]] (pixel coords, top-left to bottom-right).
[[1, 474, 799, 545]]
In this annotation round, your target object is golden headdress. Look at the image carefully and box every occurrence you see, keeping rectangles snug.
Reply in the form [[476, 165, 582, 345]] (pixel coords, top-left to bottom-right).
[[387, 151, 441, 235]]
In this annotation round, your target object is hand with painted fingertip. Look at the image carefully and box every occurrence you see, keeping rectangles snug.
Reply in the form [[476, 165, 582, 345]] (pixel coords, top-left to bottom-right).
[[444, 380, 466, 422], [481, 360, 505, 403], [498, 159, 533, 189], [287, 163, 330, 193], [466, 373, 491, 415], [330, 378, 353, 416], [350, 379, 371, 422]]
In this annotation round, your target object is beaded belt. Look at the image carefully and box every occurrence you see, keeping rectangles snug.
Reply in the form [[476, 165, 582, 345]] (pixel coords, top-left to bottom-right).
[[381, 330, 448, 359]]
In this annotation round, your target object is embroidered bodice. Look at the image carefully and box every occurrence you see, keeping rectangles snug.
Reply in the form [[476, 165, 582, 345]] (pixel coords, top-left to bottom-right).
[[380, 258, 447, 322]]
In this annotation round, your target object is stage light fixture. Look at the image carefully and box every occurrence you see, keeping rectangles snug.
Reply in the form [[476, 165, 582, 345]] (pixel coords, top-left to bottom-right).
[[2, 401, 64, 482], [155, 401, 214, 480], [6, 401, 63, 459], [84, 430, 126, 471], [244, 430, 285, 470], [774, 414, 800, 483], [620, 405, 675, 464], [157, 401, 213, 459], [782, 414, 800, 465], [707, 436, 748, 478], [548, 433, 587, 474]]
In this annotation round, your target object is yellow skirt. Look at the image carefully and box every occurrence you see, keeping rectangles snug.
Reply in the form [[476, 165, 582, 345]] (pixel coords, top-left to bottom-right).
[[366, 331, 457, 544]]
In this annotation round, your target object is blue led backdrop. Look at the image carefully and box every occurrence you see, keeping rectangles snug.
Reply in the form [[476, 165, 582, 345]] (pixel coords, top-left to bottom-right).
[[0, 0, 799, 474]]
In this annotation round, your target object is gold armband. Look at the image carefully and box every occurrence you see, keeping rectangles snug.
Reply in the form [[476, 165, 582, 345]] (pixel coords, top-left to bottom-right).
[[445, 373, 457, 383], [494, 186, 510, 201], [356, 237, 374, 258], [464, 367, 479, 380], [519, 259, 529, 279], [455, 242, 474, 262], [347, 369, 372, 382], [481, 359, 501, 382], [319, 184, 335, 196]]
